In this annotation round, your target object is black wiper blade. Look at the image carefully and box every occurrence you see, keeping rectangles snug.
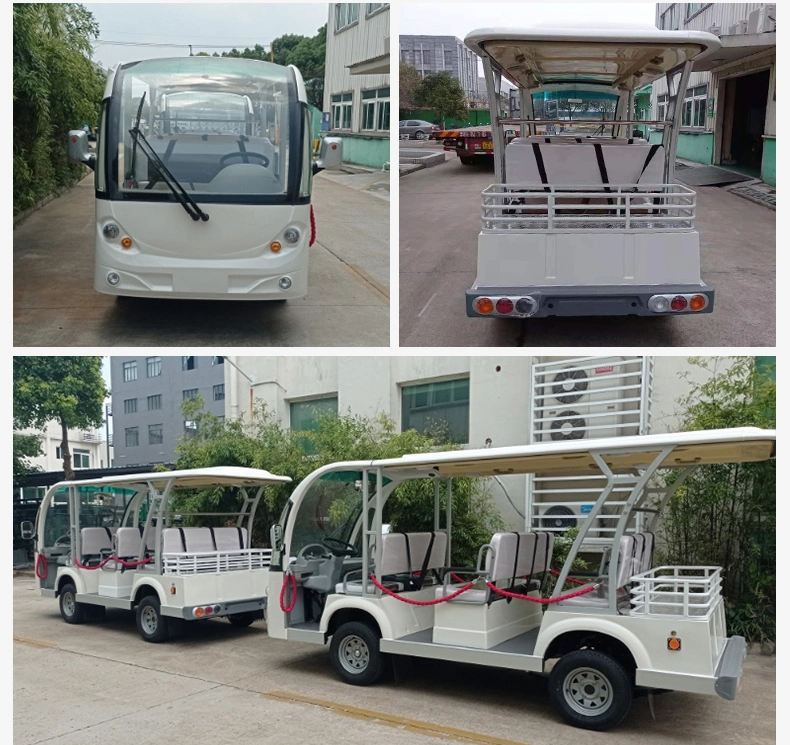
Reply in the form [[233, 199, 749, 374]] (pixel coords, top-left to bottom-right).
[[128, 125, 209, 222]]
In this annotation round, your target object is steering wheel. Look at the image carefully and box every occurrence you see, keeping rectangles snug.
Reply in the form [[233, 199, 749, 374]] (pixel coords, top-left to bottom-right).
[[54, 535, 71, 547], [322, 537, 357, 557], [296, 543, 329, 562], [220, 152, 269, 168]]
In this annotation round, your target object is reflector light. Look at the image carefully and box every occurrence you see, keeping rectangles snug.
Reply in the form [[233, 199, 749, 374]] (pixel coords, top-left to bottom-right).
[[195, 607, 204, 617], [667, 637, 681, 651], [670, 295, 688, 311], [689, 294, 707, 311], [647, 295, 669, 313], [475, 297, 494, 315], [515, 297, 538, 316], [495, 297, 514, 314], [270, 241, 282, 253], [121, 237, 133, 249]]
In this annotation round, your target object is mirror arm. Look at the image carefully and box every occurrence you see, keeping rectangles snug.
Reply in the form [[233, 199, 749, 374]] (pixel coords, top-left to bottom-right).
[[312, 161, 324, 176]]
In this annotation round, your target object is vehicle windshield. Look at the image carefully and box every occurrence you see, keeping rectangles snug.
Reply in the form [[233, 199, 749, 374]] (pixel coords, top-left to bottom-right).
[[112, 57, 298, 200], [531, 89, 624, 136], [290, 472, 365, 556]]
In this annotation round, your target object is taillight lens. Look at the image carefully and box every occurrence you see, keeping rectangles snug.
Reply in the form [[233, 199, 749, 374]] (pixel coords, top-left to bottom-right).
[[689, 294, 707, 311], [475, 297, 494, 315], [670, 295, 688, 311], [495, 298, 514, 314]]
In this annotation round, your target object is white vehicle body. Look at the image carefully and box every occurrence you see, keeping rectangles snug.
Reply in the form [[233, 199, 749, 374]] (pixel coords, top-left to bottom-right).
[[267, 428, 774, 729], [34, 467, 290, 638], [68, 56, 341, 300], [463, 26, 722, 319]]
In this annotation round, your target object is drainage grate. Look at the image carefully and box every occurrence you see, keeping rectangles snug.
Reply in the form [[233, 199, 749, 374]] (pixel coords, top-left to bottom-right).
[[727, 185, 776, 210]]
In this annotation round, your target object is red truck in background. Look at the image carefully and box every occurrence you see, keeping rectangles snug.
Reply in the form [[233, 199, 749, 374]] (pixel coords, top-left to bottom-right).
[[435, 125, 519, 164]]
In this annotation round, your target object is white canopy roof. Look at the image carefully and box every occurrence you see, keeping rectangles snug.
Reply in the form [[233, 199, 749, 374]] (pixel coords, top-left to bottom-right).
[[372, 428, 775, 478], [51, 466, 292, 490], [465, 25, 721, 91]]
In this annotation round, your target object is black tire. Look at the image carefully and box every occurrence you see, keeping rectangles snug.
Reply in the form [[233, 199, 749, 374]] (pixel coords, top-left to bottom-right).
[[329, 621, 384, 686], [59, 582, 86, 624], [459, 156, 475, 165], [548, 650, 633, 731], [228, 612, 258, 628], [135, 595, 170, 643]]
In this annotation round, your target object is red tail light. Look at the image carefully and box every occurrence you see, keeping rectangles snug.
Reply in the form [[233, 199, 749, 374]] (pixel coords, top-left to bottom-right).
[[495, 298, 514, 314], [670, 295, 688, 311]]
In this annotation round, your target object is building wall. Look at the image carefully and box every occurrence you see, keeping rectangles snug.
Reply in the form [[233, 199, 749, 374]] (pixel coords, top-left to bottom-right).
[[323, 3, 390, 168], [399, 35, 480, 100], [110, 356, 225, 467], [652, 3, 775, 181], [226, 356, 721, 528], [16, 421, 108, 473]]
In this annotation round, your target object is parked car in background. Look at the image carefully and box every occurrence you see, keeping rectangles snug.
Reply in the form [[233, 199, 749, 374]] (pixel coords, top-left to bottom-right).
[[399, 119, 438, 140]]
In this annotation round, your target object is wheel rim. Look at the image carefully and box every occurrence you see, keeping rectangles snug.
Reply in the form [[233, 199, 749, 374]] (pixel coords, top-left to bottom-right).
[[141, 605, 159, 635], [62, 591, 75, 616], [339, 635, 369, 674], [563, 666, 613, 716]]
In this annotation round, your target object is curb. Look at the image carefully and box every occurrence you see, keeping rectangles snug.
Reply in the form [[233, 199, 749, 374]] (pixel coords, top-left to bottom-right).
[[13, 171, 91, 228]]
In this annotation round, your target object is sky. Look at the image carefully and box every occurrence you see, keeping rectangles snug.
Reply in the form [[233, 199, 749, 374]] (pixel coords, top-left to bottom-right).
[[85, 3, 328, 68], [398, 2, 657, 40]]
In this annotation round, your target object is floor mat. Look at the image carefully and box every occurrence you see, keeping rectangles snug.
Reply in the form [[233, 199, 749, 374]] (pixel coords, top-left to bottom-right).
[[675, 166, 754, 186]]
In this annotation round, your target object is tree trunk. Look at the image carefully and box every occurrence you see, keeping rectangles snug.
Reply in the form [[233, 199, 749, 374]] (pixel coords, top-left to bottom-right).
[[60, 417, 74, 481]]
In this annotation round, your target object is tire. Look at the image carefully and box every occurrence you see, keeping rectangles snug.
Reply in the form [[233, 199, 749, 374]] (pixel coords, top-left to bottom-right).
[[548, 650, 633, 731], [459, 156, 475, 165], [59, 582, 86, 625], [135, 595, 170, 643], [228, 612, 258, 628], [414, 130, 425, 140], [329, 621, 384, 686]]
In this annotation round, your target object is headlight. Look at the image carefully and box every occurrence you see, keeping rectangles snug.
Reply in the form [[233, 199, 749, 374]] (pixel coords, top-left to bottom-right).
[[283, 227, 301, 244], [103, 223, 120, 239]]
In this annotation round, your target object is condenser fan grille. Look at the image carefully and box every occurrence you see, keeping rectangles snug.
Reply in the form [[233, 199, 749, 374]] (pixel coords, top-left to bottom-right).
[[551, 369, 589, 404], [542, 505, 577, 531], [550, 411, 587, 440]]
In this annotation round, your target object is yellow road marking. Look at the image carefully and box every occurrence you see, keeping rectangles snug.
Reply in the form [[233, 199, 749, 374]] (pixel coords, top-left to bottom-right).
[[263, 691, 531, 745], [13, 636, 57, 649]]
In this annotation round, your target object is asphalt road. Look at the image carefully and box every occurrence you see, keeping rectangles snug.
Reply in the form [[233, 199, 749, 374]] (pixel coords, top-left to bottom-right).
[[399, 147, 775, 347], [13, 172, 389, 347], [13, 574, 776, 745]]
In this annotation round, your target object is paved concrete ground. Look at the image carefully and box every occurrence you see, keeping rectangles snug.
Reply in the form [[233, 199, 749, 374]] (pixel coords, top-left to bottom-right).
[[13, 575, 775, 745], [13, 172, 389, 348], [399, 144, 775, 347]]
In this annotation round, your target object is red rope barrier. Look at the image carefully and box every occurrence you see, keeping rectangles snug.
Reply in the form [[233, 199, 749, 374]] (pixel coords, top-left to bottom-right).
[[485, 581, 597, 604], [72, 556, 152, 570], [35, 553, 48, 579], [369, 574, 475, 606], [309, 205, 316, 246], [280, 573, 297, 612], [548, 569, 587, 586]]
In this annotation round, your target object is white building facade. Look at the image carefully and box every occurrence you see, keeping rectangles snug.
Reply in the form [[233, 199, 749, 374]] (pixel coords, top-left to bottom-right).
[[323, 3, 390, 168], [16, 420, 109, 474], [224, 356, 740, 531]]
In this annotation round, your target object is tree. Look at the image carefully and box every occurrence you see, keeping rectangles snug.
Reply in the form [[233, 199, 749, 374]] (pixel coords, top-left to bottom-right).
[[657, 357, 776, 643], [399, 62, 421, 111], [174, 403, 504, 567], [13, 3, 106, 214], [14, 357, 108, 481], [13, 434, 43, 479], [415, 71, 468, 128]]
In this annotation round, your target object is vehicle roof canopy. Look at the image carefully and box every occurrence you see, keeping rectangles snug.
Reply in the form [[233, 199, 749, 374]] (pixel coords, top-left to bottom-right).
[[465, 25, 721, 91], [49, 466, 292, 491], [372, 428, 775, 478]]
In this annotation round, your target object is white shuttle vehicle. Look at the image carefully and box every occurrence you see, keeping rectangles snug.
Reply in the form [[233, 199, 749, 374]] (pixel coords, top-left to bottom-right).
[[68, 56, 342, 300], [463, 26, 721, 319]]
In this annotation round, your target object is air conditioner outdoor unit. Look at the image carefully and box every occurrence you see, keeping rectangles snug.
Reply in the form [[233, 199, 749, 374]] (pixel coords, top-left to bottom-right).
[[536, 503, 594, 532], [748, 5, 776, 34], [705, 24, 721, 36], [534, 357, 643, 443], [728, 20, 748, 35]]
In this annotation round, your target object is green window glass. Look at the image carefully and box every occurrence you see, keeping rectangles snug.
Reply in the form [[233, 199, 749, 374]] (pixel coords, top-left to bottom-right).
[[402, 379, 470, 444]]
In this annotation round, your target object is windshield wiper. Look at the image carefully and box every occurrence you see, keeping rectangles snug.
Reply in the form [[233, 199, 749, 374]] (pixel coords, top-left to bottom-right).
[[127, 94, 209, 222]]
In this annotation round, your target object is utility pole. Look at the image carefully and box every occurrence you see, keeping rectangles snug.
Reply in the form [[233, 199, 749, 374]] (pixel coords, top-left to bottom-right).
[[189, 44, 193, 57]]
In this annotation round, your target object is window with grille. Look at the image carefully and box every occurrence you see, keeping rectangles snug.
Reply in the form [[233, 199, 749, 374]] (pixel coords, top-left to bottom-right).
[[183, 388, 199, 401], [213, 384, 225, 401], [122, 361, 137, 382], [123, 398, 137, 414], [149, 424, 163, 445], [125, 427, 139, 447], [401, 379, 470, 444], [146, 357, 162, 377]]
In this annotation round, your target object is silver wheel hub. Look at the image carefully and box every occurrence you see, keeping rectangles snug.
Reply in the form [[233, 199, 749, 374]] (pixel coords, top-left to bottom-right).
[[563, 666, 613, 716], [141, 606, 159, 635], [63, 592, 75, 616], [339, 635, 369, 673]]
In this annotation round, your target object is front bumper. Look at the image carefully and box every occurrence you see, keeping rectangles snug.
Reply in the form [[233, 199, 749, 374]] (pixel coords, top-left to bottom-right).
[[466, 283, 715, 318]]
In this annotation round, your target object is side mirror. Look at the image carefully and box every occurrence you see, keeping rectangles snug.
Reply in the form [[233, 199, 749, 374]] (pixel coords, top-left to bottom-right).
[[20, 521, 34, 540], [313, 136, 342, 174], [270, 523, 283, 551], [67, 129, 96, 170]]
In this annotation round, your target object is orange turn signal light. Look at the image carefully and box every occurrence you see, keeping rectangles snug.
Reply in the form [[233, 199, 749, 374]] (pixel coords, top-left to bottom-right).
[[689, 295, 706, 311], [475, 297, 494, 315], [270, 241, 282, 253], [195, 607, 204, 617], [667, 637, 681, 651], [121, 237, 133, 249]]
